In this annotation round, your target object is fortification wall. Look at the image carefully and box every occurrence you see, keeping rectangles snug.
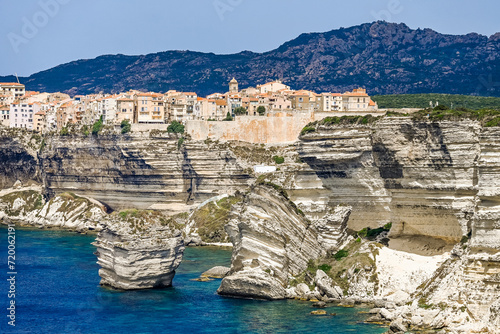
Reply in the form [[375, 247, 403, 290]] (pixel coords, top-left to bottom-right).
[[186, 112, 314, 144]]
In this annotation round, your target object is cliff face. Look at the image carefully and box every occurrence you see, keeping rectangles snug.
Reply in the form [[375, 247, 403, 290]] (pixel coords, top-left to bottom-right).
[[0, 129, 40, 189], [217, 185, 350, 300], [39, 132, 252, 213], [297, 118, 499, 247]]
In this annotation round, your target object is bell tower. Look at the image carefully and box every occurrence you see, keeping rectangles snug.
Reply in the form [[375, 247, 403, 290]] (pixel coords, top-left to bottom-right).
[[229, 78, 238, 93]]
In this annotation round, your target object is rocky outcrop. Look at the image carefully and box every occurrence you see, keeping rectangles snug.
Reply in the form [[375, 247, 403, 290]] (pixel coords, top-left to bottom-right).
[[0, 186, 106, 232], [217, 185, 351, 300], [92, 215, 185, 290]]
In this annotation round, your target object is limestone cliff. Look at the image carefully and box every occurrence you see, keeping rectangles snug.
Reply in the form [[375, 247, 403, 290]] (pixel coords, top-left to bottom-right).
[[39, 131, 252, 213], [0, 128, 40, 189], [297, 118, 499, 248], [217, 185, 351, 300]]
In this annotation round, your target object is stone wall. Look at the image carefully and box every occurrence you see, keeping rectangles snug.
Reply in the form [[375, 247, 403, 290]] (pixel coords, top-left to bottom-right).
[[186, 112, 314, 144]]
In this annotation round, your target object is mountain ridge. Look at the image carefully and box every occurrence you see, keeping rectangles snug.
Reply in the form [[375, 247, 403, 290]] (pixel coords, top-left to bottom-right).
[[3, 21, 500, 97]]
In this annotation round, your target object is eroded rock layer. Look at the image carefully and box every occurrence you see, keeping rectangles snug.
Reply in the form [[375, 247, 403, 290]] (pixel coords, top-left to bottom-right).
[[297, 118, 499, 245], [92, 216, 185, 290], [39, 132, 252, 213], [217, 185, 350, 300]]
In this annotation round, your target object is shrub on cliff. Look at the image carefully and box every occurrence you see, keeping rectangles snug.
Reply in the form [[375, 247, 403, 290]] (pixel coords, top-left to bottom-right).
[[60, 127, 69, 136], [120, 120, 131, 134], [300, 125, 316, 136], [92, 116, 104, 136], [333, 249, 349, 261], [167, 121, 184, 134], [272, 155, 285, 164], [320, 115, 380, 126], [485, 116, 500, 127]]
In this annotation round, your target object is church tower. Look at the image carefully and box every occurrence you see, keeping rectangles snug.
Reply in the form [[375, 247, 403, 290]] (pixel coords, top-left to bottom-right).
[[229, 78, 238, 93]]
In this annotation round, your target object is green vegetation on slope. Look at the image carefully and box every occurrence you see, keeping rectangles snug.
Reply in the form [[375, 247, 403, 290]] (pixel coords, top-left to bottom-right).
[[190, 196, 242, 243], [372, 94, 500, 110]]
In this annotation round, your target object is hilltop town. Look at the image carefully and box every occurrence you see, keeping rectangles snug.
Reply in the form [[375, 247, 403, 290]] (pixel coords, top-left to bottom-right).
[[0, 79, 378, 134]]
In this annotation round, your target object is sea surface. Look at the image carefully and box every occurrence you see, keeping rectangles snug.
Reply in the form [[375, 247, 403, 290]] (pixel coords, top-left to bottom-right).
[[0, 226, 387, 333]]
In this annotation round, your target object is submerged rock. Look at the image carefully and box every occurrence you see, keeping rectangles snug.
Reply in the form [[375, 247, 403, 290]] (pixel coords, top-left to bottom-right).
[[201, 266, 230, 279], [93, 219, 184, 290]]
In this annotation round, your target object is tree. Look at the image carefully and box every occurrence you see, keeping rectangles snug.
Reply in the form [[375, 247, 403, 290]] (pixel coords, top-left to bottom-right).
[[92, 116, 104, 136], [224, 112, 233, 121], [233, 107, 247, 115], [257, 106, 266, 116], [167, 120, 185, 134], [120, 119, 131, 134]]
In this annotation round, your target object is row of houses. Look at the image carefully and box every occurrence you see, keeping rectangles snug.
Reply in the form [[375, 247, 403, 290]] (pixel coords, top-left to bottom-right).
[[0, 80, 378, 133]]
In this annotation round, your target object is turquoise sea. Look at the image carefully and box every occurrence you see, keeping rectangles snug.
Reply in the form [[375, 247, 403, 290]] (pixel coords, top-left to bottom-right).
[[0, 226, 387, 333]]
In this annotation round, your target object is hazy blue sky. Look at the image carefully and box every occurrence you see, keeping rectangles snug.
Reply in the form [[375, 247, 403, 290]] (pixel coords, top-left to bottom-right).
[[1, 0, 499, 76]]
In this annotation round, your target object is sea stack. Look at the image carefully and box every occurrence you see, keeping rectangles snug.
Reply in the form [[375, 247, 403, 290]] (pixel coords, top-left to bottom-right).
[[93, 215, 185, 290]]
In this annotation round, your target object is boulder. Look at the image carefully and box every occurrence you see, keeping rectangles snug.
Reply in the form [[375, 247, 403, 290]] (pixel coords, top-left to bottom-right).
[[314, 269, 343, 299], [201, 266, 230, 278]]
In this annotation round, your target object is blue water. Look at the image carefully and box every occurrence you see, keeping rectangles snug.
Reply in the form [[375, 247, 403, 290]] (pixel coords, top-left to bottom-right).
[[0, 226, 387, 333]]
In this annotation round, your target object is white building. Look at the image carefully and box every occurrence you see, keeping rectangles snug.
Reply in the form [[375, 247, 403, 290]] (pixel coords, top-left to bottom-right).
[[9, 102, 41, 130], [257, 80, 290, 94], [253, 165, 277, 174]]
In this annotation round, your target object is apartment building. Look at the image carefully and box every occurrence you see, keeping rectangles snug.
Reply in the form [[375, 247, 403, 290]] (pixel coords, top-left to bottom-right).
[[9, 102, 41, 130], [137, 93, 166, 123], [0, 83, 25, 105]]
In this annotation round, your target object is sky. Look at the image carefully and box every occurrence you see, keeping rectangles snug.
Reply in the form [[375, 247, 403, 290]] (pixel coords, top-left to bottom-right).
[[0, 0, 499, 77]]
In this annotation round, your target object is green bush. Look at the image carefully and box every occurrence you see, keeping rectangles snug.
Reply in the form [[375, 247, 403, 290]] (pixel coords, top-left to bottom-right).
[[92, 116, 104, 136], [257, 106, 266, 116], [272, 155, 285, 164], [358, 222, 392, 240], [167, 120, 185, 134], [485, 117, 500, 127], [318, 264, 332, 272], [224, 112, 233, 121], [120, 120, 131, 134], [333, 249, 349, 261], [300, 126, 316, 136], [177, 137, 185, 149]]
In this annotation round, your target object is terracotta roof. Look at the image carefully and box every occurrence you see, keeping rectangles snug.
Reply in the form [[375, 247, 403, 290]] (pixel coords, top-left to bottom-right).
[[0, 82, 24, 86], [343, 92, 369, 97], [215, 100, 227, 106], [369, 100, 376, 106]]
